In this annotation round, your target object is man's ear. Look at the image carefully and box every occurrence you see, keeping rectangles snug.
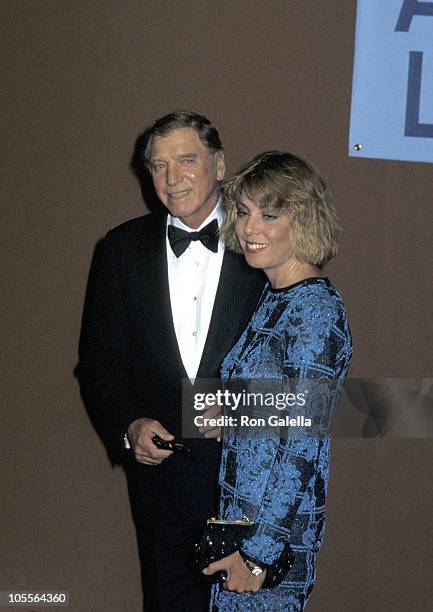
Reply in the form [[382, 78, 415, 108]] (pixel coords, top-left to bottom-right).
[[215, 151, 225, 181]]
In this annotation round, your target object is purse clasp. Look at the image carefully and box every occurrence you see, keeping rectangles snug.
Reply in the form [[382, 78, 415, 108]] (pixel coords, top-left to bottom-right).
[[206, 516, 255, 526]]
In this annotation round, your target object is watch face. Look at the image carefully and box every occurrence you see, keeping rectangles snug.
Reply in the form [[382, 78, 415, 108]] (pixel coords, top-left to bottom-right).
[[244, 559, 264, 576]]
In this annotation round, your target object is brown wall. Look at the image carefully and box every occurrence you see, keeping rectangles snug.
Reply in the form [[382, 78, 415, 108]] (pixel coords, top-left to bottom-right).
[[2, 1, 432, 610]]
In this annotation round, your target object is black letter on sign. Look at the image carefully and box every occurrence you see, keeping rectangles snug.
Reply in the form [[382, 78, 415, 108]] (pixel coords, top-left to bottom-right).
[[395, 0, 433, 31], [405, 52, 433, 137]]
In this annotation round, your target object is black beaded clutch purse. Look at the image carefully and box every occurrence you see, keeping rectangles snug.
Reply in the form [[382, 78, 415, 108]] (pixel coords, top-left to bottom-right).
[[194, 517, 295, 588], [194, 517, 254, 584]]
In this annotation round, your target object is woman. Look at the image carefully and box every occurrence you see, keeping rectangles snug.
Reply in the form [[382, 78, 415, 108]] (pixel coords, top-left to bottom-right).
[[203, 152, 352, 611]]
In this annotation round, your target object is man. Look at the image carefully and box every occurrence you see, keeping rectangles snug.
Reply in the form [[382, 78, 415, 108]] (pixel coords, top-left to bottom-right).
[[76, 111, 265, 611]]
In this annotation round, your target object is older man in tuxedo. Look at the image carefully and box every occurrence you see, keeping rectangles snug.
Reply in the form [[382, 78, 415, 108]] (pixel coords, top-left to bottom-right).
[[76, 111, 264, 611]]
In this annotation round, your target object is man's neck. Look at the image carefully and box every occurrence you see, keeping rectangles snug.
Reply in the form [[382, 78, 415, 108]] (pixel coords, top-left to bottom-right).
[[168, 196, 222, 232]]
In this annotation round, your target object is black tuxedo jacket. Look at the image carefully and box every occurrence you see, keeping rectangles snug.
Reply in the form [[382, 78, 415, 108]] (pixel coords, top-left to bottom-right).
[[76, 211, 265, 609], [77, 211, 265, 460]]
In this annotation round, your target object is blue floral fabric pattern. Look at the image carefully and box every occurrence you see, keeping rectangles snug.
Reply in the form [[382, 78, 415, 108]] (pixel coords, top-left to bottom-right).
[[210, 278, 352, 611]]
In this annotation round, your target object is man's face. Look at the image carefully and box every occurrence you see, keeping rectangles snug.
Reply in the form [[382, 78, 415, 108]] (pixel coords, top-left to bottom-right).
[[150, 127, 225, 229]]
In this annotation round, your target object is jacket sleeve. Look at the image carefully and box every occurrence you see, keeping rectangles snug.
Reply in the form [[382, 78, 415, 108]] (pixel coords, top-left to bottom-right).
[[75, 233, 143, 458]]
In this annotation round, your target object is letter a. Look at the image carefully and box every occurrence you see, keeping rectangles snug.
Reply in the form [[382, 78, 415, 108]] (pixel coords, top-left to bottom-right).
[[395, 0, 433, 32]]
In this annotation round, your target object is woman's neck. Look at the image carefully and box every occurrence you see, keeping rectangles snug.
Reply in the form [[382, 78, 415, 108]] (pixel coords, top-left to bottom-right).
[[266, 259, 320, 289]]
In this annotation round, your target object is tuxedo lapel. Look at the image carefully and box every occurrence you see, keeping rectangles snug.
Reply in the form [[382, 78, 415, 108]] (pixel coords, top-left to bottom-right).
[[197, 250, 265, 378], [133, 213, 189, 379]]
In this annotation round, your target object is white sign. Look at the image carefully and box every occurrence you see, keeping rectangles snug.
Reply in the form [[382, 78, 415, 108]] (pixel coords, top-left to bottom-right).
[[349, 0, 433, 163]]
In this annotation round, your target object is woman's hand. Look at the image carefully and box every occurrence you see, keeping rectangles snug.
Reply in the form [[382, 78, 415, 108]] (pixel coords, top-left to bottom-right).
[[202, 551, 266, 593]]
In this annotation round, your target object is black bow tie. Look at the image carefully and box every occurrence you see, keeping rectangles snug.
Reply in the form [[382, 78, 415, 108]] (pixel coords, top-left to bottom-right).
[[167, 219, 219, 258]]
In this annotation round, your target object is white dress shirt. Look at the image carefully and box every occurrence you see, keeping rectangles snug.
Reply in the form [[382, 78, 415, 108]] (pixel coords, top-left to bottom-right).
[[166, 200, 225, 379]]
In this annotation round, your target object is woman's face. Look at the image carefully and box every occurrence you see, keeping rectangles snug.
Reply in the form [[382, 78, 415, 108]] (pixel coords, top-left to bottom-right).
[[235, 191, 295, 279]]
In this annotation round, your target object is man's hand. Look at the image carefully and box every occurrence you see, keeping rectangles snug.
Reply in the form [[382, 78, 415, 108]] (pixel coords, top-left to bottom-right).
[[202, 551, 266, 593], [127, 417, 174, 465], [197, 403, 223, 441]]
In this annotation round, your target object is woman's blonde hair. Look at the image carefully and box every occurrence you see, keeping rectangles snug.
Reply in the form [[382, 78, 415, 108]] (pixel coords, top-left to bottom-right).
[[221, 151, 341, 265]]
